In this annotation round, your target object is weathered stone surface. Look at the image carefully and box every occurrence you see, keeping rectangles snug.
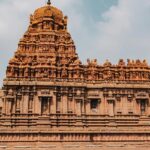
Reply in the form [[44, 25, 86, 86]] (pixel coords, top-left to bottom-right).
[[1, 1, 150, 149]]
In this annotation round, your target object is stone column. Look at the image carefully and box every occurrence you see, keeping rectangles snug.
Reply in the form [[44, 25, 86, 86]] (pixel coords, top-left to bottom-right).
[[22, 94, 29, 114], [62, 94, 68, 114], [68, 98, 70, 112], [103, 97, 108, 115], [76, 99, 81, 116], [68, 97, 72, 112], [135, 99, 141, 115], [19, 97, 23, 114], [47, 97, 50, 114], [34, 96, 41, 115], [10, 98, 15, 114], [57, 70, 61, 78], [81, 100, 84, 114], [72, 96, 75, 114], [107, 99, 115, 116], [32, 95, 35, 113], [56, 96, 61, 113], [100, 98, 104, 115], [16, 95, 21, 113], [2, 98, 6, 114], [68, 70, 72, 79], [51, 94, 56, 114], [11, 99, 15, 114], [98, 100, 101, 114], [132, 98, 136, 115], [122, 96, 127, 115], [147, 100, 150, 116], [7, 99, 11, 115], [29, 95, 34, 113], [86, 100, 90, 114]]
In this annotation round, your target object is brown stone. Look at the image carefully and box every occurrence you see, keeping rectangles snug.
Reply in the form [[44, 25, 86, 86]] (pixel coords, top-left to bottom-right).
[[1, 1, 150, 149]]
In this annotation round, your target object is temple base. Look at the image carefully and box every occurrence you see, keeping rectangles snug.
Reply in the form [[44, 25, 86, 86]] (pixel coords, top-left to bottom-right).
[[0, 129, 150, 150]]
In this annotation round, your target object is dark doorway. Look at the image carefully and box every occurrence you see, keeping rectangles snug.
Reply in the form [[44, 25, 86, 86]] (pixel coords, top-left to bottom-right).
[[91, 99, 98, 109], [140, 100, 146, 115], [41, 97, 49, 115]]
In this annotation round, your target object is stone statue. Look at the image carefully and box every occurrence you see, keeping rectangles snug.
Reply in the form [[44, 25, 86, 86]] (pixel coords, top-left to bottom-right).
[[103, 59, 111, 67], [118, 59, 125, 67], [74, 59, 81, 65], [143, 59, 148, 67]]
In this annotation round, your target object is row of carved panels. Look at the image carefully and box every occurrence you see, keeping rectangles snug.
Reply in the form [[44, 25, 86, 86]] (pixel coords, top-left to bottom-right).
[[6, 69, 150, 81], [21, 28, 72, 41], [20, 33, 73, 43], [7, 62, 150, 69], [18, 40, 72, 45], [4, 88, 150, 101], [1, 133, 150, 142]]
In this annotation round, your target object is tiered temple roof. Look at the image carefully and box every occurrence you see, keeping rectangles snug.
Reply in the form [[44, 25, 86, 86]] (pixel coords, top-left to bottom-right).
[[5, 1, 150, 83]]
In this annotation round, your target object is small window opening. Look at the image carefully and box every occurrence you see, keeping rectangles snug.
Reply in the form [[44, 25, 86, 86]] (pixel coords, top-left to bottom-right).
[[91, 99, 98, 109]]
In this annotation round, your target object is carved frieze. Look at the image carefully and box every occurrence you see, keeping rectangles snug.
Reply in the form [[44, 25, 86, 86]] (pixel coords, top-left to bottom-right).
[[135, 92, 149, 100]]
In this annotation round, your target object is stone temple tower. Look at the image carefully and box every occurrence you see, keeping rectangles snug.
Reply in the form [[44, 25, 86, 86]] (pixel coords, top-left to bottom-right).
[[4, 1, 82, 117], [1, 1, 150, 150]]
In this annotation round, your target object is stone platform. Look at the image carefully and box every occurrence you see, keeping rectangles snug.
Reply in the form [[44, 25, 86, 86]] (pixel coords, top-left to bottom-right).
[[0, 142, 150, 150]]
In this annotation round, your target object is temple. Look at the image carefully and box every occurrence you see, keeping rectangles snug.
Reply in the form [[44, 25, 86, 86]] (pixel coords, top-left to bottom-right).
[[0, 1, 150, 150]]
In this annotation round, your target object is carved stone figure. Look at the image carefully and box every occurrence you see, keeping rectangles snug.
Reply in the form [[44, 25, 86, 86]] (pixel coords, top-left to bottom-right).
[[103, 59, 111, 67], [118, 59, 125, 67]]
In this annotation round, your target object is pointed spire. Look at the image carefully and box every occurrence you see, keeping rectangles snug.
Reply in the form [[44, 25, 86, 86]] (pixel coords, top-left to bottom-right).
[[47, 0, 51, 5]]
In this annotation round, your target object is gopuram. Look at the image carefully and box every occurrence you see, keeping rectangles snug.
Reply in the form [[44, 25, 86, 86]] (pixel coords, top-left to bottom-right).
[[1, 0, 150, 149]]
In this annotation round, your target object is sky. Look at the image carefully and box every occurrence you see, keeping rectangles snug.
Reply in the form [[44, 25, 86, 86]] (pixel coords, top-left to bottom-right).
[[1, 0, 150, 86]]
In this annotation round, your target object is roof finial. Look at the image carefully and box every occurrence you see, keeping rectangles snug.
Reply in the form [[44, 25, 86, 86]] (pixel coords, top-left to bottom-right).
[[47, 0, 51, 5]]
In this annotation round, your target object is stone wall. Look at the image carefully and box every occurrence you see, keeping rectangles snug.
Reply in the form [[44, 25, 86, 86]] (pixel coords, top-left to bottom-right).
[[0, 142, 149, 150]]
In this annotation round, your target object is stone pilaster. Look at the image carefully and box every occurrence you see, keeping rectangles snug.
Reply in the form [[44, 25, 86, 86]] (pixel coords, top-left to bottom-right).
[[51, 94, 56, 114], [107, 99, 115, 117], [62, 94, 68, 114], [22, 94, 29, 114]]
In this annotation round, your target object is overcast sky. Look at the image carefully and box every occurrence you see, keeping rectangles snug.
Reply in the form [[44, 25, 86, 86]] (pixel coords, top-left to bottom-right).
[[1, 0, 150, 86]]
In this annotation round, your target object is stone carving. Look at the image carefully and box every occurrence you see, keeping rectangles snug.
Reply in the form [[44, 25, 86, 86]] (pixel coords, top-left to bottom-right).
[[1, 1, 150, 149], [118, 59, 125, 67], [103, 59, 112, 67], [87, 59, 97, 67]]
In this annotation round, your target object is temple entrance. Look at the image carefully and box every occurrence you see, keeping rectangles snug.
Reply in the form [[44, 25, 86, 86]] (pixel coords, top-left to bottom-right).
[[135, 92, 149, 116], [90, 99, 98, 113], [140, 99, 147, 115], [41, 97, 50, 115], [91, 99, 98, 109]]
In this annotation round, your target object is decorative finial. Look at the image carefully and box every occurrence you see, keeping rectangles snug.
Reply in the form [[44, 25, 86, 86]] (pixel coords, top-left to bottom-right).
[[47, 0, 51, 5]]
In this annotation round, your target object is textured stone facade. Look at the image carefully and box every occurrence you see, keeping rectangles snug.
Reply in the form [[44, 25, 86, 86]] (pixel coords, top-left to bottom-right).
[[1, 1, 150, 149]]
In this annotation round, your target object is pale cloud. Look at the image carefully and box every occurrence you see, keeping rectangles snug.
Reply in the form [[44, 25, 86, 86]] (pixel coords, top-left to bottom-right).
[[90, 0, 150, 63]]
